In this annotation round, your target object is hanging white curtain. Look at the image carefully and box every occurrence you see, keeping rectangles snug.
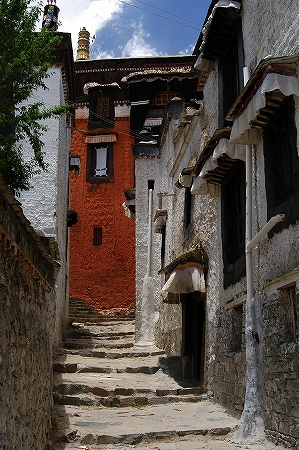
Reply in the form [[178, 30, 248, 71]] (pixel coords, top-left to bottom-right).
[[95, 147, 108, 176]]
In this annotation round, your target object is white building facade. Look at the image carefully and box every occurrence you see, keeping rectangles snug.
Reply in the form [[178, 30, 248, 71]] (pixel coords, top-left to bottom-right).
[[134, 0, 299, 446], [19, 33, 74, 347]]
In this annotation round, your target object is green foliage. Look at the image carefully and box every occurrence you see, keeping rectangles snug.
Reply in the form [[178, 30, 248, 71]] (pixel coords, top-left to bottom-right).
[[0, 0, 72, 194]]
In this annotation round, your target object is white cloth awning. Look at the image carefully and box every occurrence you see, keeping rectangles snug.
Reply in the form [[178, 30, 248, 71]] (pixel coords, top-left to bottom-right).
[[85, 135, 117, 144], [191, 177, 219, 196], [178, 173, 192, 188], [191, 137, 245, 195], [200, 137, 245, 177], [230, 68, 299, 144], [161, 264, 205, 299], [194, 56, 215, 72], [144, 118, 163, 127]]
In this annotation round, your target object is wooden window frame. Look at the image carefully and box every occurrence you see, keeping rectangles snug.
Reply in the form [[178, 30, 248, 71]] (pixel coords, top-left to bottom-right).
[[88, 90, 114, 129]]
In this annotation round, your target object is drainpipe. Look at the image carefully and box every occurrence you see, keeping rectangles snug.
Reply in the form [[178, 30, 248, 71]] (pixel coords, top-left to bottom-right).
[[247, 214, 285, 254], [245, 66, 253, 301], [147, 189, 153, 276], [235, 68, 285, 443]]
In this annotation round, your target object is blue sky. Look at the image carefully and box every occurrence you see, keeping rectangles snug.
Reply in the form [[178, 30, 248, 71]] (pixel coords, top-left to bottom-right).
[[57, 0, 212, 58]]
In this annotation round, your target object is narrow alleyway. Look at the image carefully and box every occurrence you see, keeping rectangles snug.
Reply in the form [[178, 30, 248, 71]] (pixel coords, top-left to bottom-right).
[[50, 301, 285, 450]]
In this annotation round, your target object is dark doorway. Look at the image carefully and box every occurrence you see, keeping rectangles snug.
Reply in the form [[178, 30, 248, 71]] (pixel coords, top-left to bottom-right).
[[181, 292, 206, 383]]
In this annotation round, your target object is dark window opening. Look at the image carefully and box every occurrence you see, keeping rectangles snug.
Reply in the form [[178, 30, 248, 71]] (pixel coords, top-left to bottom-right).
[[278, 285, 297, 343], [148, 179, 155, 190], [93, 227, 102, 246], [149, 87, 183, 106], [86, 143, 114, 184], [88, 91, 114, 129], [97, 96, 110, 118], [218, 19, 244, 128], [184, 187, 194, 233], [264, 96, 299, 234], [161, 225, 166, 268], [222, 161, 246, 288]]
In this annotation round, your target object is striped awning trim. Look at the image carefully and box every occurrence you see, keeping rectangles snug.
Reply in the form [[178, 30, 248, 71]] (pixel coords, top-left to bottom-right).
[[85, 135, 117, 144]]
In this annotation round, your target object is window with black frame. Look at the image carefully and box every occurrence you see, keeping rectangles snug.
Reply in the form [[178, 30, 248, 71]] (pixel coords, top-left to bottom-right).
[[263, 96, 299, 234], [221, 160, 246, 288], [86, 143, 114, 183], [183, 186, 194, 238], [218, 20, 244, 129], [88, 90, 114, 129]]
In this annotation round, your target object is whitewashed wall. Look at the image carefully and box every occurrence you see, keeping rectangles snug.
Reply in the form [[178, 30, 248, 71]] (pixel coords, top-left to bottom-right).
[[19, 67, 71, 347]]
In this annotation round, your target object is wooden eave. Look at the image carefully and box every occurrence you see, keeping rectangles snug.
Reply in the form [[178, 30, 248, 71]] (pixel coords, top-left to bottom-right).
[[191, 128, 231, 177], [226, 55, 299, 122], [204, 153, 237, 185], [159, 248, 205, 275], [201, 7, 241, 61]]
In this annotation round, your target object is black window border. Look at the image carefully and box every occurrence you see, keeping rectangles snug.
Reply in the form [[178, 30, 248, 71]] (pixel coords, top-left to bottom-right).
[[86, 143, 114, 184], [88, 90, 115, 130], [218, 18, 244, 129], [263, 96, 299, 235], [221, 160, 246, 289]]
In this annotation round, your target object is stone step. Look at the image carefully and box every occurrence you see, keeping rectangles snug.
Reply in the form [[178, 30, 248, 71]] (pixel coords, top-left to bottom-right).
[[53, 379, 204, 398], [66, 330, 135, 339], [63, 340, 134, 350], [53, 353, 164, 374], [53, 391, 207, 408], [69, 315, 135, 323], [52, 401, 238, 446], [53, 362, 160, 375], [62, 348, 165, 359]]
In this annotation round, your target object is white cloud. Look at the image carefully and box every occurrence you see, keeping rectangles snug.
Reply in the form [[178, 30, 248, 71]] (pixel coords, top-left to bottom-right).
[[119, 21, 158, 57], [90, 45, 115, 60], [179, 44, 195, 55], [37, 0, 123, 54]]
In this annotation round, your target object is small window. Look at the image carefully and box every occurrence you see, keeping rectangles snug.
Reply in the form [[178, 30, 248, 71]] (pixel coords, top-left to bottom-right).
[[150, 89, 182, 106], [184, 186, 194, 234], [88, 91, 114, 129], [86, 143, 114, 183], [93, 227, 102, 246], [97, 97, 110, 118]]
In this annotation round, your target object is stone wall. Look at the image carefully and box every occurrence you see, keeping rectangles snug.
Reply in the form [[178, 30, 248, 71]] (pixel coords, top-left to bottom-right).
[[262, 287, 299, 447], [0, 180, 58, 450]]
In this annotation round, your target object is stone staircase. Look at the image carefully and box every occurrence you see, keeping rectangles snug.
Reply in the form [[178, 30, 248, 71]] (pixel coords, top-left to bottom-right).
[[50, 304, 240, 449], [68, 297, 135, 325]]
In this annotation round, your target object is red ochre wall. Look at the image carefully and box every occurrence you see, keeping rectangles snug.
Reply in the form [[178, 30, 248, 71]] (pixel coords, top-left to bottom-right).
[[69, 117, 136, 312]]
